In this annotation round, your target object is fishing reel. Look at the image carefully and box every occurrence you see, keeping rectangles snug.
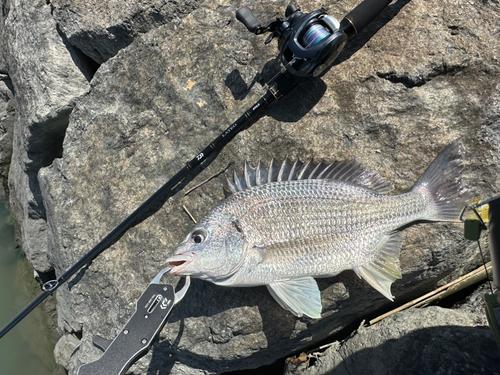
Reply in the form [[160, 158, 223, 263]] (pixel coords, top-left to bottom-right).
[[236, 4, 348, 78]]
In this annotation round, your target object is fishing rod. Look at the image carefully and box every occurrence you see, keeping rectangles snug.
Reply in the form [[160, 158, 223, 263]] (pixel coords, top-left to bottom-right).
[[0, 0, 393, 340]]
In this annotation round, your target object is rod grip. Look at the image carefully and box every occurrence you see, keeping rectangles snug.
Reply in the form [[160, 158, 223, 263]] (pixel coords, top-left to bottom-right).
[[340, 0, 392, 38], [236, 7, 261, 33], [489, 197, 500, 289]]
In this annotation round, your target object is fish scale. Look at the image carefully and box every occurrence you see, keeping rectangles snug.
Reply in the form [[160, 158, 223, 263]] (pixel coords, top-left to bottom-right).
[[217, 180, 425, 283], [167, 142, 471, 318]]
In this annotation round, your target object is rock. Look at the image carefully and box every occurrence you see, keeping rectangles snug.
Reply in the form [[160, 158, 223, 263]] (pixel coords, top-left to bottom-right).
[[49, 0, 205, 64], [0, 75, 15, 192], [38, 0, 500, 373], [2, 0, 498, 374], [0, 1, 9, 72], [2, 0, 90, 272], [54, 333, 81, 370], [284, 284, 500, 375]]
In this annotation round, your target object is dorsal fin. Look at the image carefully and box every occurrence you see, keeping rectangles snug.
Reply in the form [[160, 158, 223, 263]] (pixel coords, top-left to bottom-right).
[[256, 161, 268, 186], [309, 161, 328, 179], [297, 159, 316, 180], [278, 157, 293, 182], [325, 160, 394, 194], [245, 161, 257, 187], [268, 158, 280, 183], [288, 159, 304, 181], [234, 169, 247, 191], [225, 158, 394, 195]]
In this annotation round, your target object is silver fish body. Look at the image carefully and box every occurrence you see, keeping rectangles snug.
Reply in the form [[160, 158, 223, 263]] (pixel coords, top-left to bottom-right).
[[218, 181, 424, 283], [167, 142, 470, 318]]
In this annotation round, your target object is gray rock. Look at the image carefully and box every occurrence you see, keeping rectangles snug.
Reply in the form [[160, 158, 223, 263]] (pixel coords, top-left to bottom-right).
[[50, 0, 205, 64], [0, 75, 15, 192], [284, 285, 500, 375], [0, 0, 9, 72], [18, 0, 500, 373], [2, 0, 90, 272], [54, 333, 81, 370]]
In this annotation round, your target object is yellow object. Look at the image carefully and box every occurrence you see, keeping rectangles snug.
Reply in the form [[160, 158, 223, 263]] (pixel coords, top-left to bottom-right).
[[462, 197, 490, 223]]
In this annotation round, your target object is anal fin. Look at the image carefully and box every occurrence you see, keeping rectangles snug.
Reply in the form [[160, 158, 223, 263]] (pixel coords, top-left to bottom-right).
[[354, 231, 404, 301], [266, 276, 322, 319]]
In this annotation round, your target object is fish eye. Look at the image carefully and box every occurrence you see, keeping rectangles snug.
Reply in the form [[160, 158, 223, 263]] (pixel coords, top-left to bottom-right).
[[191, 230, 207, 244]]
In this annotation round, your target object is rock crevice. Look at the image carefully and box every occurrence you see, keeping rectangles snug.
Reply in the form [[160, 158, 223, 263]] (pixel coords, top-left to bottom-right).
[[376, 62, 469, 88]]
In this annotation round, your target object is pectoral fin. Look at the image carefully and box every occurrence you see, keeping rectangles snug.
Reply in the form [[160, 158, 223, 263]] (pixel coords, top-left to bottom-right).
[[353, 231, 404, 301], [266, 277, 322, 319]]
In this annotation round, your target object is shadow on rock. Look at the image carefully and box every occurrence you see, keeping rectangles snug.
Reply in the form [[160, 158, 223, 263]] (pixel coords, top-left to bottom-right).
[[225, 54, 327, 122], [143, 271, 389, 374], [332, 0, 413, 67], [225, 59, 282, 101], [147, 319, 185, 375], [269, 77, 327, 123], [309, 325, 500, 375], [147, 278, 300, 373]]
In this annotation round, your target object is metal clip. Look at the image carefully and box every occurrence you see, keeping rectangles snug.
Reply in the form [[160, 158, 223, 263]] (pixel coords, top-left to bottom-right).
[[151, 267, 191, 303]]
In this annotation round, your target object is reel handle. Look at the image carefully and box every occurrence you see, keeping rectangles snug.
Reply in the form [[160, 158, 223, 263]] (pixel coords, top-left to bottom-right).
[[236, 6, 262, 34], [340, 0, 393, 38]]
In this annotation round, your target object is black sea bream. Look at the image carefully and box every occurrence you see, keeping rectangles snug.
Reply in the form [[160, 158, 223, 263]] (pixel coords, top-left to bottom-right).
[[167, 142, 470, 318]]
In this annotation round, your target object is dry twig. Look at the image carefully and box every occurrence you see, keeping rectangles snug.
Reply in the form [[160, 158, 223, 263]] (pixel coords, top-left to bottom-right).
[[369, 262, 492, 325], [184, 162, 232, 196], [182, 205, 197, 224]]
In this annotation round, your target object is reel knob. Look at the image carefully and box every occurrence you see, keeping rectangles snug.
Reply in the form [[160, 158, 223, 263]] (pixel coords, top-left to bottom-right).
[[236, 7, 262, 34], [285, 4, 300, 17]]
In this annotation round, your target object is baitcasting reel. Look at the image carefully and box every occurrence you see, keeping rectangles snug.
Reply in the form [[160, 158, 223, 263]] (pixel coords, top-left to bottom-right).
[[237, 0, 393, 78], [237, 4, 347, 78]]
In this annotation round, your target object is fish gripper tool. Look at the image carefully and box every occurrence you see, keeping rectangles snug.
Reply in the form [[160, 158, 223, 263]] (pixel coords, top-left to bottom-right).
[[77, 269, 190, 375]]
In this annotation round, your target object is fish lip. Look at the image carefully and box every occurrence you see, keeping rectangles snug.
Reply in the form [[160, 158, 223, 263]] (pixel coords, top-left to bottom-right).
[[166, 252, 196, 276]]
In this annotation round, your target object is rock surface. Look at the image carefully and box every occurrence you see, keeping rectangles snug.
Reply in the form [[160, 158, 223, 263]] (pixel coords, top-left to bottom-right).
[[2, 0, 90, 272], [50, 0, 205, 64], [284, 285, 500, 375], [0, 0, 499, 374], [0, 74, 15, 192]]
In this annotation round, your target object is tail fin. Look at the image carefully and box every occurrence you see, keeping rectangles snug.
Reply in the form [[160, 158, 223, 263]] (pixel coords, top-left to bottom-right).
[[411, 141, 472, 222]]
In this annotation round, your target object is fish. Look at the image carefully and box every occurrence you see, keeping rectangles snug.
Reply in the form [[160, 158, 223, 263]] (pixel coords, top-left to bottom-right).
[[166, 141, 471, 318]]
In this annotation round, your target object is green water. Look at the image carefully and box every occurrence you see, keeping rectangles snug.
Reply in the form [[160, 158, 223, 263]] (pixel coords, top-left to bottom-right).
[[0, 194, 57, 375]]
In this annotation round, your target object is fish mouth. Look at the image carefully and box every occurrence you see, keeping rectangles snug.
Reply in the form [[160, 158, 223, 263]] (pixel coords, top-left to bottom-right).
[[166, 252, 196, 276]]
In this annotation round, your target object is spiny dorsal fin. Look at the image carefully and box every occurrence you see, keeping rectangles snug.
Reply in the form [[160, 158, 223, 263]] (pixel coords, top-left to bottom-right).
[[245, 161, 257, 188], [225, 158, 394, 195], [256, 161, 268, 186], [268, 158, 280, 183], [225, 175, 238, 195], [288, 159, 304, 181], [277, 157, 293, 182], [234, 169, 246, 192], [297, 159, 316, 179]]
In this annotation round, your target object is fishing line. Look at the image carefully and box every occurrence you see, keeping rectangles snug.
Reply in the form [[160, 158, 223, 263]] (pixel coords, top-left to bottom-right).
[[477, 239, 495, 294], [301, 23, 333, 48]]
